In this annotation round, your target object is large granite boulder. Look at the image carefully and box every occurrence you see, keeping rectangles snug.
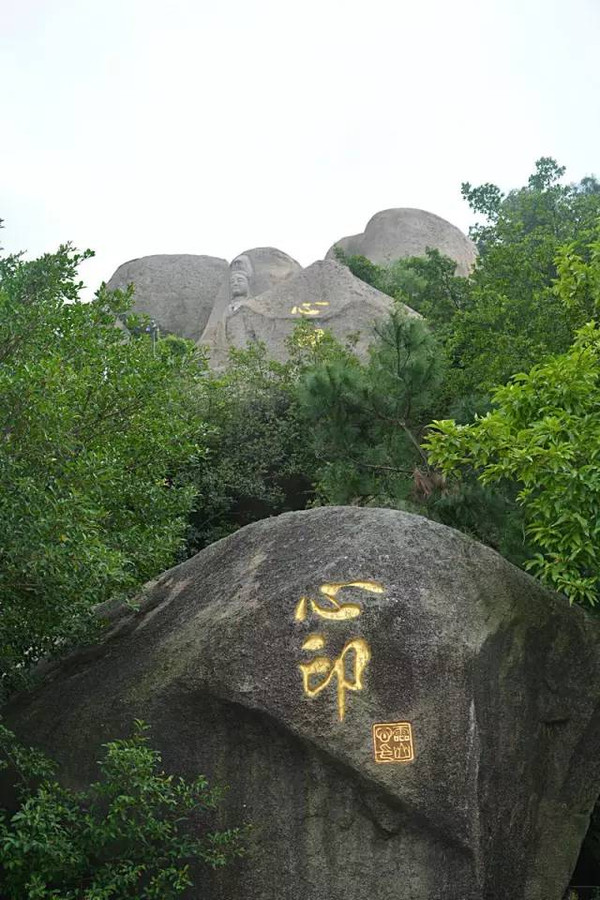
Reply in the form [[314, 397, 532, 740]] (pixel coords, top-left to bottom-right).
[[106, 254, 228, 343], [203, 259, 418, 367], [2, 507, 599, 900], [325, 208, 478, 276], [200, 247, 302, 360]]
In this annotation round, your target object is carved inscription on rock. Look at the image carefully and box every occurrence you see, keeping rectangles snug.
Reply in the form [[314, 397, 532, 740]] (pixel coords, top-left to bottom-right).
[[290, 301, 330, 316], [372, 722, 415, 764], [294, 581, 384, 721]]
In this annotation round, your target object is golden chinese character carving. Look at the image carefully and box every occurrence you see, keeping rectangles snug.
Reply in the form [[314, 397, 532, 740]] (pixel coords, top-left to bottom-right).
[[295, 580, 384, 722], [299, 635, 371, 721], [295, 581, 384, 622], [290, 301, 330, 316], [372, 722, 415, 764]]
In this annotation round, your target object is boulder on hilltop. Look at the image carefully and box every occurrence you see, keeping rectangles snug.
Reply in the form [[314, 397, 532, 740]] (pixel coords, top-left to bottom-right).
[[203, 258, 418, 367], [106, 253, 228, 344], [2, 507, 599, 900], [200, 246, 302, 359], [325, 208, 477, 276]]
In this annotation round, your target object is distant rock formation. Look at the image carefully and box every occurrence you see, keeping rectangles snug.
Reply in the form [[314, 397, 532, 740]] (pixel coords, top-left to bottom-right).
[[3, 507, 599, 900], [226, 247, 302, 302], [325, 208, 477, 276], [208, 258, 417, 366], [200, 247, 302, 362], [106, 254, 228, 344], [105, 209, 475, 356]]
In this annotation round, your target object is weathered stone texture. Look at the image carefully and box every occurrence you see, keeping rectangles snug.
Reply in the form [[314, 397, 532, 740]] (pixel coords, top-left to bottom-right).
[[212, 259, 417, 365], [325, 208, 478, 276], [199, 247, 302, 361], [107, 254, 228, 343], [2, 508, 599, 900]]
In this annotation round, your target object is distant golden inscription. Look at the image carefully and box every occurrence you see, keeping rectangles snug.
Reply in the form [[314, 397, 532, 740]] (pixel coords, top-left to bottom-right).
[[295, 581, 384, 722], [290, 301, 330, 316], [372, 722, 414, 763]]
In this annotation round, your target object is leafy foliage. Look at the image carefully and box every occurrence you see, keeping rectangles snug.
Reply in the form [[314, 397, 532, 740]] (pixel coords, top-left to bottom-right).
[[187, 343, 310, 549], [336, 158, 600, 413], [555, 236, 600, 329], [338, 160, 600, 411], [0, 721, 245, 899], [186, 320, 353, 551], [334, 245, 471, 329], [425, 228, 600, 608], [449, 158, 600, 398], [296, 309, 444, 506], [425, 316, 600, 607], [0, 244, 208, 691]]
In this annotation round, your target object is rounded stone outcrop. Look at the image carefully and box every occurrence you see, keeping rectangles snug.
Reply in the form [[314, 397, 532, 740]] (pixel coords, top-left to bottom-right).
[[225, 246, 302, 301], [203, 259, 418, 367], [106, 254, 228, 343], [3, 507, 599, 900], [199, 247, 302, 360], [325, 208, 477, 276]]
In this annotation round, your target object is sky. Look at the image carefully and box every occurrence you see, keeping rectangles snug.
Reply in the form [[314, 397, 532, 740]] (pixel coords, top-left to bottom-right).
[[2, 0, 600, 296]]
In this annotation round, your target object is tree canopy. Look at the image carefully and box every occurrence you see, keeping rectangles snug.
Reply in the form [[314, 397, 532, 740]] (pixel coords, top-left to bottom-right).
[[0, 243, 208, 691], [424, 234, 600, 607]]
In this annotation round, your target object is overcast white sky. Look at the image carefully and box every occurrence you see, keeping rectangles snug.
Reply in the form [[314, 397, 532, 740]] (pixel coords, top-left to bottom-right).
[[2, 0, 599, 295]]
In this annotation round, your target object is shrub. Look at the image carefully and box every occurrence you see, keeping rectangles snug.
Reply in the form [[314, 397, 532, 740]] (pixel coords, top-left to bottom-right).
[[0, 720, 245, 899]]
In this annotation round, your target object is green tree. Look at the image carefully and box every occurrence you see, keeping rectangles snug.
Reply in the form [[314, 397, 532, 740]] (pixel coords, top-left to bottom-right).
[[187, 342, 310, 549], [336, 161, 600, 411], [448, 158, 600, 400], [291, 307, 525, 561], [187, 320, 351, 551], [425, 234, 600, 607], [554, 235, 600, 330], [332, 246, 382, 289], [425, 327, 600, 607], [296, 310, 443, 506], [0, 242, 209, 691], [0, 721, 245, 899], [334, 245, 470, 328]]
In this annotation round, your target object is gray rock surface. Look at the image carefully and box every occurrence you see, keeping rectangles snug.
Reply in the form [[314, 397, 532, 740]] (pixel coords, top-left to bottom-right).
[[107, 254, 228, 343], [3, 507, 599, 900], [200, 247, 302, 360], [325, 208, 478, 276], [204, 259, 418, 367]]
